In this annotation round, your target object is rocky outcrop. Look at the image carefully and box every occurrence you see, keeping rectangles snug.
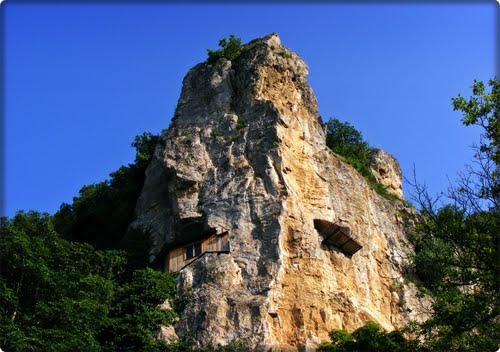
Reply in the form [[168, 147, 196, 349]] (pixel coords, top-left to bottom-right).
[[369, 148, 404, 198], [131, 33, 428, 351]]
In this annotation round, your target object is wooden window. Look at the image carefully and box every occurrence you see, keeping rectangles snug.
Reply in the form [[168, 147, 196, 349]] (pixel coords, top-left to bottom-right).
[[185, 246, 194, 260], [194, 242, 202, 256], [185, 242, 202, 260]]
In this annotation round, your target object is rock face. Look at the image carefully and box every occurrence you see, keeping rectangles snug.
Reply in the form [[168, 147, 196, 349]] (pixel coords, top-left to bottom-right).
[[131, 33, 428, 351], [369, 148, 404, 198]]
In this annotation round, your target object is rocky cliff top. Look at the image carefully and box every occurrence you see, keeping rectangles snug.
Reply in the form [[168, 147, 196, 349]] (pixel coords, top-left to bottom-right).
[[172, 33, 318, 128]]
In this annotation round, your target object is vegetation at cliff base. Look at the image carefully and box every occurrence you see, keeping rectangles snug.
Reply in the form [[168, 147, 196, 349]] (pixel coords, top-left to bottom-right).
[[0, 211, 123, 351], [317, 321, 423, 352], [0, 132, 181, 352]]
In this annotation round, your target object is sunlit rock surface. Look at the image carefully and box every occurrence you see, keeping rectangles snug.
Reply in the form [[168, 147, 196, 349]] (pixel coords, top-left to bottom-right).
[[369, 148, 404, 198], [131, 33, 429, 351]]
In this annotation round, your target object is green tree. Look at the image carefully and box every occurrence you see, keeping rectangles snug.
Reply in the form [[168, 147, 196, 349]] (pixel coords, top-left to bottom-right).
[[132, 131, 161, 169], [409, 79, 500, 351], [325, 118, 370, 162], [0, 211, 180, 352], [104, 268, 178, 352], [53, 132, 160, 251], [325, 117, 372, 178], [207, 35, 242, 63], [0, 133, 182, 351], [0, 211, 125, 352], [324, 118, 398, 200], [453, 78, 500, 168]]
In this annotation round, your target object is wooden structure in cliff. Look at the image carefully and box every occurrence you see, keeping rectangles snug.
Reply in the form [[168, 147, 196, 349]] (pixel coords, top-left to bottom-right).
[[153, 230, 230, 272], [313, 219, 362, 256]]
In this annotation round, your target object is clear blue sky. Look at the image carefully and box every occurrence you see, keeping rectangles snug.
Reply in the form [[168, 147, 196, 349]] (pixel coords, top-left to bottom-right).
[[4, 2, 497, 217]]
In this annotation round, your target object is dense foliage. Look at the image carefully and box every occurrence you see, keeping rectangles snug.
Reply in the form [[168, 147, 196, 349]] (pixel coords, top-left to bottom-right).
[[104, 268, 178, 351], [317, 321, 424, 352], [0, 211, 123, 351], [324, 118, 399, 200], [53, 132, 160, 252], [0, 133, 180, 352], [207, 35, 242, 63], [407, 78, 500, 351], [325, 118, 372, 176]]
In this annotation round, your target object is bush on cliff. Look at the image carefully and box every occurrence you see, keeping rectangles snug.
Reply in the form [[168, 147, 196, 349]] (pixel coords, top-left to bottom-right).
[[324, 118, 398, 200], [325, 118, 372, 176], [207, 35, 242, 63]]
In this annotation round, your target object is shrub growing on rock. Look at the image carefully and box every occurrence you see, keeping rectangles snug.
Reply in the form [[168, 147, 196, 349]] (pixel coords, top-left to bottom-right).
[[207, 35, 242, 63], [325, 118, 399, 201]]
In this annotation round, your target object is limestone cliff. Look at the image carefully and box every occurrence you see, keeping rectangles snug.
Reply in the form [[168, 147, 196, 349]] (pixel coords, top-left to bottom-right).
[[131, 33, 429, 351]]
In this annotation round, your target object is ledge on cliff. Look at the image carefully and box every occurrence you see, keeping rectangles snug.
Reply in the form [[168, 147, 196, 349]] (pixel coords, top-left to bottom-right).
[[313, 219, 363, 256]]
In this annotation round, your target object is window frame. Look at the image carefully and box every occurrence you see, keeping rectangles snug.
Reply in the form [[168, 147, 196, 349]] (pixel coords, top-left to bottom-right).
[[185, 241, 202, 260]]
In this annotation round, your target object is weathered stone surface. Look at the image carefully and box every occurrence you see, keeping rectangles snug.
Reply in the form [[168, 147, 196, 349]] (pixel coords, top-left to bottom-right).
[[369, 148, 404, 198], [157, 325, 179, 344], [131, 33, 428, 351]]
